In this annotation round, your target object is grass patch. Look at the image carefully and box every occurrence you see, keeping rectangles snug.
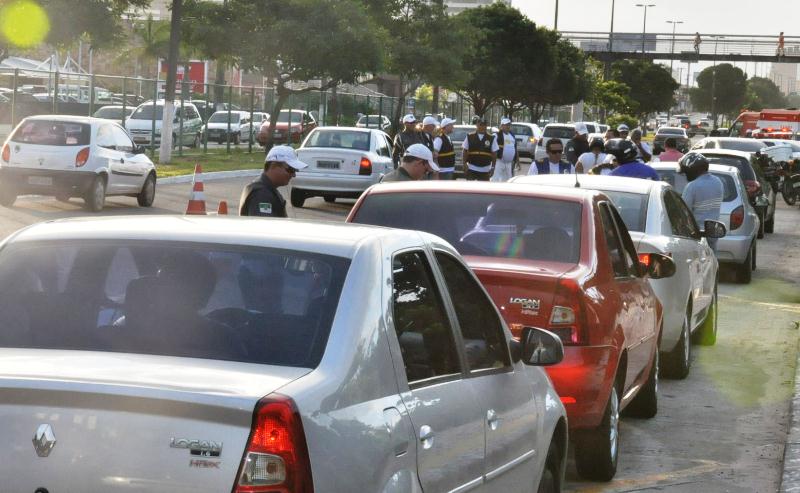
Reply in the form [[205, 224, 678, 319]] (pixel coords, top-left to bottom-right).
[[151, 148, 264, 177]]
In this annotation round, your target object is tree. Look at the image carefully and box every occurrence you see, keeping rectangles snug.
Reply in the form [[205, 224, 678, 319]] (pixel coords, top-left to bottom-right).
[[230, 0, 383, 150], [744, 77, 787, 111], [114, 16, 171, 77], [158, 0, 183, 164], [612, 60, 678, 123], [586, 79, 633, 118], [182, 0, 237, 103], [690, 63, 747, 123], [42, 0, 152, 48]]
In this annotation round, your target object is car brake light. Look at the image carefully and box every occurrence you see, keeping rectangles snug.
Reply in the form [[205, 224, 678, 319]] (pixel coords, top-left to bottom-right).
[[744, 179, 760, 197], [730, 205, 744, 230], [75, 147, 90, 167], [234, 395, 314, 493], [1, 144, 9, 163], [529, 137, 536, 143], [548, 277, 587, 345], [359, 157, 372, 175]]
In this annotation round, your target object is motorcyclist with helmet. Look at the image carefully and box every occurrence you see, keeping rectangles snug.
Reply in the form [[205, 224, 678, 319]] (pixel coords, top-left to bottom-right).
[[606, 139, 660, 180], [680, 152, 724, 251]]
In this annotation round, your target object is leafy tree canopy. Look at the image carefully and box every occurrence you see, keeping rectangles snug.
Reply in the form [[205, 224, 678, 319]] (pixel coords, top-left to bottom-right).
[[612, 60, 678, 118], [744, 77, 787, 111], [42, 0, 151, 48], [690, 63, 747, 118]]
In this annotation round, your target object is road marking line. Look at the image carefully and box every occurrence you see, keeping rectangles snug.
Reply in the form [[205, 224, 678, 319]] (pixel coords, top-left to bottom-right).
[[720, 295, 800, 314], [567, 459, 726, 492]]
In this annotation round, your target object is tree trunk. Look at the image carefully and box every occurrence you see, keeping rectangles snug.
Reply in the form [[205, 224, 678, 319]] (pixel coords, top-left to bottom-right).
[[158, 0, 183, 164], [263, 87, 289, 153], [329, 85, 339, 126], [432, 85, 440, 114]]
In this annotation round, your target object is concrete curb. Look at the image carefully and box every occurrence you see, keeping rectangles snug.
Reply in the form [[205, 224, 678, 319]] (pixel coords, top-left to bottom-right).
[[781, 337, 800, 492], [157, 169, 261, 185]]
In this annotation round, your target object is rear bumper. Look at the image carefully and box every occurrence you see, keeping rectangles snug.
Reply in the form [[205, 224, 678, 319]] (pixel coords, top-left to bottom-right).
[[716, 234, 754, 264], [292, 172, 380, 196], [0, 167, 97, 196], [546, 345, 618, 431]]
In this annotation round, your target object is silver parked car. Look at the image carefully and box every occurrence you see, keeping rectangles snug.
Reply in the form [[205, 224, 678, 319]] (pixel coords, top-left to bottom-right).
[[292, 127, 394, 207], [510, 122, 542, 159], [0, 217, 568, 493], [653, 163, 759, 284], [534, 124, 576, 161]]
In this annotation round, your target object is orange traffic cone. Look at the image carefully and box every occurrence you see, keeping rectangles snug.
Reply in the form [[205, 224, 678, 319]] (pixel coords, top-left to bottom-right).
[[185, 164, 207, 215], [217, 200, 228, 215]]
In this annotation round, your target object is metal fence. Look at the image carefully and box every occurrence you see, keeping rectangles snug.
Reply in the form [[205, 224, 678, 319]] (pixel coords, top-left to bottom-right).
[[0, 68, 561, 159]]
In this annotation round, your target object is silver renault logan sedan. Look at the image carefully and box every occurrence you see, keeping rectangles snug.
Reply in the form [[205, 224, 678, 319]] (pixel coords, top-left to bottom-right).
[[0, 216, 567, 493]]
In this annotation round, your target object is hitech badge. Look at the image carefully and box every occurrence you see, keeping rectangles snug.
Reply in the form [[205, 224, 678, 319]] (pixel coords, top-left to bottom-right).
[[258, 202, 272, 214]]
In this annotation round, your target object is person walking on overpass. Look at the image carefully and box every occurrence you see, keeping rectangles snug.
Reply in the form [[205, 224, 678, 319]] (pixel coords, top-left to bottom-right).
[[694, 32, 702, 55], [777, 32, 786, 57]]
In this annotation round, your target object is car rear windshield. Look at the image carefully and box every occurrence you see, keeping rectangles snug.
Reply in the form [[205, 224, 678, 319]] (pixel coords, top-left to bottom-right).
[[511, 125, 533, 136], [451, 127, 475, 143], [657, 128, 685, 136], [10, 120, 91, 146], [277, 111, 304, 123], [718, 140, 766, 153], [93, 108, 124, 120], [358, 116, 384, 125], [0, 241, 350, 368], [130, 104, 163, 120], [305, 129, 371, 151], [208, 112, 243, 123], [657, 170, 738, 202], [703, 155, 756, 181], [543, 126, 575, 139], [352, 192, 583, 263], [596, 190, 649, 232]]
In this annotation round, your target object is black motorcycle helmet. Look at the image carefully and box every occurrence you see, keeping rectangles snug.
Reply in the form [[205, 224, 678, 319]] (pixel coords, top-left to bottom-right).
[[604, 138, 638, 164], [679, 152, 710, 182], [589, 138, 605, 151]]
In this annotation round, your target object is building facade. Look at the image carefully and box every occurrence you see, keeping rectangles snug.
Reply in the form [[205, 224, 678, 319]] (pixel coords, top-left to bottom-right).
[[445, 0, 511, 15]]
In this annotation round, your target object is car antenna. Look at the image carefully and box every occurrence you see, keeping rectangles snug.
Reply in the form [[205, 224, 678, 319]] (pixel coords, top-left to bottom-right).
[[574, 169, 581, 188]]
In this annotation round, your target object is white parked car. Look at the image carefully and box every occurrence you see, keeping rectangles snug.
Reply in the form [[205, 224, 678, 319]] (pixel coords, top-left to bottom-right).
[[202, 110, 252, 145], [291, 127, 394, 207], [0, 115, 157, 211], [0, 216, 568, 493], [510, 122, 542, 159], [535, 124, 576, 161], [126, 100, 203, 148], [355, 114, 391, 131], [512, 174, 724, 378]]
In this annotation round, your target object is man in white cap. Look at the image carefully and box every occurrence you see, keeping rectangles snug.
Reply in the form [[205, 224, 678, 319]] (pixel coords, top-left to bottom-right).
[[565, 122, 590, 172], [380, 143, 439, 182], [433, 117, 457, 179], [462, 117, 498, 181], [239, 145, 308, 217], [392, 114, 423, 168], [492, 117, 518, 182], [420, 115, 439, 152]]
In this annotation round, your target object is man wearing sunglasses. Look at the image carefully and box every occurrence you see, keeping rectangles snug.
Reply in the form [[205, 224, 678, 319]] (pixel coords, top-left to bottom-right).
[[527, 139, 575, 175], [380, 144, 439, 182], [239, 145, 308, 217]]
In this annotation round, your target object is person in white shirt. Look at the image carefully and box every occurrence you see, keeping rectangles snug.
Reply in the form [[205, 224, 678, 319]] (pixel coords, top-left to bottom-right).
[[528, 139, 575, 175], [576, 138, 607, 174], [491, 117, 518, 182], [630, 128, 652, 162], [462, 117, 499, 181], [433, 117, 457, 180]]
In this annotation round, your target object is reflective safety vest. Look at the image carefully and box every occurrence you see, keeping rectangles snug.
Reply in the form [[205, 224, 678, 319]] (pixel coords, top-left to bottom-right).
[[437, 135, 455, 168], [466, 132, 495, 167], [496, 131, 516, 161]]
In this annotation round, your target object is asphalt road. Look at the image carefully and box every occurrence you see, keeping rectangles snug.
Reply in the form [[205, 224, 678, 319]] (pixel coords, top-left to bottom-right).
[[0, 170, 798, 493]]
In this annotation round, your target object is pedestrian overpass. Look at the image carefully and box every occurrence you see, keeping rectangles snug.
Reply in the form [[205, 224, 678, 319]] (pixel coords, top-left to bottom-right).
[[560, 32, 800, 63]]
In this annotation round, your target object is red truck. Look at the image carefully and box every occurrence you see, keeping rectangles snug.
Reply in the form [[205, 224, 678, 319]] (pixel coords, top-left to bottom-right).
[[730, 109, 800, 138]]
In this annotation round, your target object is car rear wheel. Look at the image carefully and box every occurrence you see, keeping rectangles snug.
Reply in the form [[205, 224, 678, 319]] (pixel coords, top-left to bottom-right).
[[84, 175, 106, 212], [694, 285, 718, 346], [290, 188, 306, 208], [764, 215, 775, 234], [624, 349, 658, 418], [663, 309, 691, 379], [537, 440, 561, 493], [0, 185, 17, 207], [575, 386, 619, 481], [736, 243, 753, 284], [757, 210, 765, 239], [137, 173, 156, 207]]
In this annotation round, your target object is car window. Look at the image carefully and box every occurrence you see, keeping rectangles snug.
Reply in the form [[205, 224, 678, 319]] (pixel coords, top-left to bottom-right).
[[305, 129, 371, 151], [704, 141, 716, 149], [130, 104, 163, 120], [671, 191, 702, 238], [703, 155, 755, 181], [511, 124, 532, 137], [607, 205, 640, 276], [392, 251, 461, 385], [451, 127, 475, 143], [185, 107, 200, 120], [543, 126, 575, 139], [96, 124, 116, 149], [663, 190, 695, 237], [375, 134, 391, 157], [599, 202, 632, 278], [352, 193, 582, 264], [720, 140, 765, 153], [11, 120, 91, 146], [598, 190, 648, 232], [434, 251, 510, 372], [110, 125, 134, 153]]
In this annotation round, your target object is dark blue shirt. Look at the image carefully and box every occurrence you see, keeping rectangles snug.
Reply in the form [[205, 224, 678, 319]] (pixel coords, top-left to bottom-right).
[[610, 161, 660, 181]]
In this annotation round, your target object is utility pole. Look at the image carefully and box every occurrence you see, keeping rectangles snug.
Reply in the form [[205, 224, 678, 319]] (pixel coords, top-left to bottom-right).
[[214, 0, 228, 105], [666, 20, 683, 75], [554, 0, 559, 31], [159, 0, 183, 164], [635, 4, 655, 57], [710, 35, 724, 129]]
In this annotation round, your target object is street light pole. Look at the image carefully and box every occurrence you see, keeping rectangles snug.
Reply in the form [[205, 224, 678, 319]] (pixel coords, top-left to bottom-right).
[[635, 4, 655, 56], [554, 0, 559, 31], [609, 0, 616, 52], [710, 36, 724, 129], [666, 20, 684, 75]]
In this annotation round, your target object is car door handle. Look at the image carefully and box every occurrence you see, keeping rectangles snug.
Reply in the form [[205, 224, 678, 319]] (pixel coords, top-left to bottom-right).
[[419, 425, 434, 450], [487, 409, 500, 431]]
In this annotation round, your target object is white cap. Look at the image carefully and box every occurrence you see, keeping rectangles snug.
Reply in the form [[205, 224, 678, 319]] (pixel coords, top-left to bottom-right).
[[440, 117, 457, 127], [617, 124, 630, 132], [402, 114, 417, 124], [266, 145, 308, 170], [422, 116, 439, 126], [575, 122, 588, 135], [404, 143, 439, 171], [500, 117, 512, 125]]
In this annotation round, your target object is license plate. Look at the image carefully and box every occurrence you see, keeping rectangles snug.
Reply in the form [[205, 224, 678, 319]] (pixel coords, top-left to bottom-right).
[[317, 161, 340, 169], [28, 176, 52, 186], [134, 137, 147, 143]]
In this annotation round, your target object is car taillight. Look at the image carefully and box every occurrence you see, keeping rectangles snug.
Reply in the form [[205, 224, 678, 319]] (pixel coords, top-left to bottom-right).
[[744, 179, 760, 198], [547, 277, 587, 345], [359, 157, 372, 175], [75, 147, 90, 167], [529, 137, 536, 143], [730, 205, 744, 230], [1, 144, 9, 163], [234, 395, 314, 493]]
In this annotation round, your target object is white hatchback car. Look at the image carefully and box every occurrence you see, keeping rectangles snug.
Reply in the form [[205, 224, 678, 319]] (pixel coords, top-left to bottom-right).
[[0, 217, 568, 493], [292, 126, 394, 207], [512, 174, 724, 379], [0, 115, 157, 212]]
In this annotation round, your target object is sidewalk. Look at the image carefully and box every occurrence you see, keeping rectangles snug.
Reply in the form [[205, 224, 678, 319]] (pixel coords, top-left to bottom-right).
[[782, 336, 800, 492]]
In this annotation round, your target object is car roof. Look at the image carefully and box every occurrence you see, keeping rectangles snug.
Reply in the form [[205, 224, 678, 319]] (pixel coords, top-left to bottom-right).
[[365, 180, 602, 203], [512, 174, 666, 195], [544, 123, 575, 128], [9, 217, 411, 259], [651, 162, 740, 176], [692, 148, 754, 159], [24, 115, 108, 125], [312, 126, 372, 133], [656, 127, 686, 132]]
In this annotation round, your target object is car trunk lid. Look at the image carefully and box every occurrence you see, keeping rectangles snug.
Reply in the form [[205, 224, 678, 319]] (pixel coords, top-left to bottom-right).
[[297, 148, 368, 175], [6, 142, 84, 172]]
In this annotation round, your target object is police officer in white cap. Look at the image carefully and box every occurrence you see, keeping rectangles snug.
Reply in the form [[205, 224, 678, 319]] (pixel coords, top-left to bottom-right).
[[239, 145, 308, 217], [381, 144, 439, 182], [420, 115, 439, 152], [434, 117, 457, 180], [462, 117, 498, 181], [492, 117, 518, 182], [392, 114, 423, 168]]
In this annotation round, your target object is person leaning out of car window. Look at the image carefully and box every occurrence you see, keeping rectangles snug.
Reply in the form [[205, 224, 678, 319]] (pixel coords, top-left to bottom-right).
[[239, 145, 308, 217], [380, 144, 439, 182]]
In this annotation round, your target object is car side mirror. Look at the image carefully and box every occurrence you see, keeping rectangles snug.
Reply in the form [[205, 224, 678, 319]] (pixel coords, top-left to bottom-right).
[[518, 327, 564, 366], [703, 220, 727, 239], [134, 145, 146, 155], [639, 253, 676, 279]]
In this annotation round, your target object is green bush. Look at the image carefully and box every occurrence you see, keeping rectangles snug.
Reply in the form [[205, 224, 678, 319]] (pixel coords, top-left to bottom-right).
[[606, 114, 638, 131]]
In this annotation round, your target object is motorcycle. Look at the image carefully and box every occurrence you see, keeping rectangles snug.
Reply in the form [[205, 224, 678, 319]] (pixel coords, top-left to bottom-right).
[[777, 160, 800, 206]]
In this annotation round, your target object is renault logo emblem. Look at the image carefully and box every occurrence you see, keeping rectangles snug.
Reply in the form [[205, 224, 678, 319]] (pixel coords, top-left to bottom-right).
[[32, 424, 56, 457]]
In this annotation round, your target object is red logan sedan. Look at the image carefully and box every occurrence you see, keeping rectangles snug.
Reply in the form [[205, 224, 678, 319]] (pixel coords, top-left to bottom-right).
[[347, 181, 674, 481]]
